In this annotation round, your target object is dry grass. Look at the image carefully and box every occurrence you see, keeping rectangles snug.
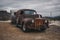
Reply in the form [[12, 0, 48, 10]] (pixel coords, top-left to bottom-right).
[[0, 22, 60, 40]]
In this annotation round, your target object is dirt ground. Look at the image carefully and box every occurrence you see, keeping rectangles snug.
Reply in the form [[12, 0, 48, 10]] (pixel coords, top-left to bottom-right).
[[0, 22, 60, 40]]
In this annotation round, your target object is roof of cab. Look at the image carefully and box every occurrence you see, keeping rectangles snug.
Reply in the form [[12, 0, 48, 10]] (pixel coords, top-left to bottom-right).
[[17, 9, 36, 12]]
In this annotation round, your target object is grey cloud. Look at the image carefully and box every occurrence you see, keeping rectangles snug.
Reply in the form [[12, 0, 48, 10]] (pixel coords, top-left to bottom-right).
[[0, 0, 60, 16]]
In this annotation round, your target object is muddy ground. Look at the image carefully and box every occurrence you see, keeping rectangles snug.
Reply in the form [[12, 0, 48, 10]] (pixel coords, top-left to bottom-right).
[[0, 22, 60, 40]]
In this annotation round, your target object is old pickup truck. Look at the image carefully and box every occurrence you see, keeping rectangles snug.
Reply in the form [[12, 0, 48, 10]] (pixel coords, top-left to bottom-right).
[[11, 9, 49, 32]]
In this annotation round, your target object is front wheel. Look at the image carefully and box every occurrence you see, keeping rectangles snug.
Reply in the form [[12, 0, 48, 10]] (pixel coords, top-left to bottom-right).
[[39, 26, 46, 32], [22, 24, 29, 32]]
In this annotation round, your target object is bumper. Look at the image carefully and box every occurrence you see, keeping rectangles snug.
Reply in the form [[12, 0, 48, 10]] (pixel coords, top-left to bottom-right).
[[28, 23, 49, 30]]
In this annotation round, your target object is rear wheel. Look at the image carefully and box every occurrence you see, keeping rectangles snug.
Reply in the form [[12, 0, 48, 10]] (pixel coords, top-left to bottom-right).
[[11, 19, 16, 24], [11, 16, 16, 24], [16, 18, 19, 27]]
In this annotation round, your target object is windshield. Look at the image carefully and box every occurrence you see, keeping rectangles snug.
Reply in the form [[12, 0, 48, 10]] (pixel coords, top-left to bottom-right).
[[24, 10, 36, 15]]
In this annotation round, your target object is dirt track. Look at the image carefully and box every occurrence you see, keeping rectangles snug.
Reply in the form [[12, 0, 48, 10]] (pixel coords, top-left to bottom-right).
[[0, 22, 60, 40]]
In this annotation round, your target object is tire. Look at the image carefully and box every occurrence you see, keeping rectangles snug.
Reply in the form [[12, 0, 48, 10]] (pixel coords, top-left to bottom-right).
[[22, 24, 28, 32], [16, 19, 19, 27], [11, 16, 16, 24], [11, 20, 16, 24], [39, 26, 46, 32], [11, 20, 15, 24], [16, 22, 19, 27]]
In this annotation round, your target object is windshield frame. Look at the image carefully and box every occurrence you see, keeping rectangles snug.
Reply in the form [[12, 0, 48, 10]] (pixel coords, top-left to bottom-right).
[[23, 10, 37, 15]]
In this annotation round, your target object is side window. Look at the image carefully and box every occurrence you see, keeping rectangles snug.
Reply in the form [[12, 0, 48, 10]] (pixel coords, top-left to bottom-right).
[[14, 12, 16, 15], [39, 15, 42, 18], [20, 11, 25, 18], [20, 11, 24, 15], [40, 15, 42, 18]]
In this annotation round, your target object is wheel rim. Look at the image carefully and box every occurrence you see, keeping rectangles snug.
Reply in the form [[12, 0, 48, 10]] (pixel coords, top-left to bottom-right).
[[23, 25, 26, 31]]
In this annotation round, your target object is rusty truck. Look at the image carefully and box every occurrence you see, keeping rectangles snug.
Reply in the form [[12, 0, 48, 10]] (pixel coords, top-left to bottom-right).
[[11, 9, 49, 32]]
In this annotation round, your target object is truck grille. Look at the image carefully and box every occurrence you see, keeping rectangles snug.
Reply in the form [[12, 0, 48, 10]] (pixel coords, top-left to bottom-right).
[[35, 19, 44, 27]]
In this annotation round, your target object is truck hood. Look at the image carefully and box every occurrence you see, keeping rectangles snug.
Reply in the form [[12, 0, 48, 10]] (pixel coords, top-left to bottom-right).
[[23, 18, 33, 22], [23, 18, 45, 22]]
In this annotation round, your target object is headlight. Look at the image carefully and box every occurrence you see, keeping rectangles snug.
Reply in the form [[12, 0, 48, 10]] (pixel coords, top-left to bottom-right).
[[32, 20, 34, 23], [45, 20, 47, 23]]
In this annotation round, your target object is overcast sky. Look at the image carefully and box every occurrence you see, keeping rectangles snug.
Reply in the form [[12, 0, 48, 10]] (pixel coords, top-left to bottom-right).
[[0, 0, 60, 17]]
